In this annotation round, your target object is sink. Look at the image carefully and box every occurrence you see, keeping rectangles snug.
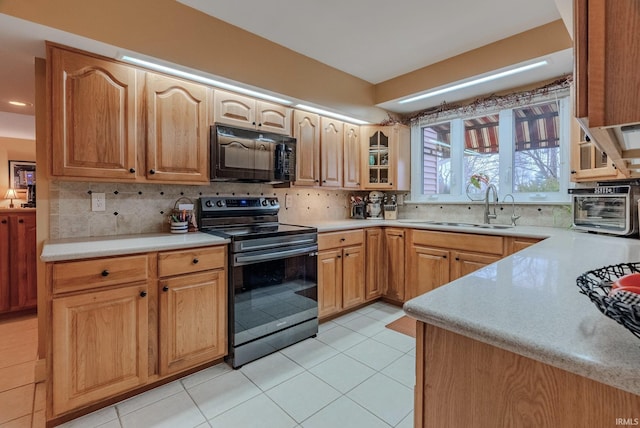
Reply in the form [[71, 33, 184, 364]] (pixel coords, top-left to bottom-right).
[[398, 220, 513, 229], [472, 224, 513, 230], [425, 221, 478, 227]]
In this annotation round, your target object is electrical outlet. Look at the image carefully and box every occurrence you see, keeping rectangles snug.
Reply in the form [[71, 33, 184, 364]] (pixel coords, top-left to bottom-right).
[[285, 194, 293, 209], [91, 193, 106, 212]]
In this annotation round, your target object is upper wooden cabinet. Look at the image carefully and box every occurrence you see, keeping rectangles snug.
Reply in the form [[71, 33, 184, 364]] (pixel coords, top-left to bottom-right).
[[48, 44, 210, 184], [213, 90, 292, 135], [293, 110, 321, 186], [343, 124, 361, 189], [145, 73, 210, 183], [361, 124, 410, 191], [49, 45, 140, 180], [320, 117, 344, 187], [574, 0, 640, 176]]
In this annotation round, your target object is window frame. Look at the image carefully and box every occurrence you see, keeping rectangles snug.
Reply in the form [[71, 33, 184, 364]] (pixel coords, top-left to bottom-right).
[[409, 95, 571, 204]]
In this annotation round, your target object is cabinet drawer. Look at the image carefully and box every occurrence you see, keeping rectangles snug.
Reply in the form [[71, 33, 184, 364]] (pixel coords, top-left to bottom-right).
[[411, 230, 503, 255], [158, 246, 226, 277], [318, 229, 364, 250], [52, 254, 149, 294]]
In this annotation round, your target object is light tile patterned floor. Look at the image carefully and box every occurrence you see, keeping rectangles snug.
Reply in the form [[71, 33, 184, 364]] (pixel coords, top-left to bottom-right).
[[56, 302, 415, 428]]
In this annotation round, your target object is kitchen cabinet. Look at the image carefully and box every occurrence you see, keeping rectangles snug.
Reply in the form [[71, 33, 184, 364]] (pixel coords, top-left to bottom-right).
[[361, 125, 410, 191], [317, 229, 365, 318], [158, 246, 227, 376], [343, 124, 361, 189], [320, 117, 344, 187], [52, 277, 149, 415], [570, 120, 622, 182], [0, 211, 37, 315], [406, 229, 503, 300], [383, 228, 406, 303], [145, 73, 210, 183], [214, 90, 292, 135], [574, 0, 640, 176], [293, 110, 321, 186], [47, 244, 228, 418], [49, 44, 210, 184], [49, 44, 140, 180], [365, 228, 383, 300], [506, 236, 543, 254]]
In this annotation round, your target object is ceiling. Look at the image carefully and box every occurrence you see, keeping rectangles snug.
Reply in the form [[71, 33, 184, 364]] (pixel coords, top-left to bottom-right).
[[0, 0, 572, 139]]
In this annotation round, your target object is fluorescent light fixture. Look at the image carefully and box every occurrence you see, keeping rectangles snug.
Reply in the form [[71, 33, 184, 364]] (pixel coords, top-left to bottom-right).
[[295, 104, 369, 125], [398, 60, 549, 105], [120, 55, 292, 105]]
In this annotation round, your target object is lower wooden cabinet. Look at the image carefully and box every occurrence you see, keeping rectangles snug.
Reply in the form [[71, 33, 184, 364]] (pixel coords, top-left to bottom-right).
[[383, 228, 406, 303], [408, 245, 449, 298], [159, 270, 227, 375], [317, 230, 365, 318], [0, 211, 37, 314], [52, 283, 149, 415], [365, 228, 384, 300]]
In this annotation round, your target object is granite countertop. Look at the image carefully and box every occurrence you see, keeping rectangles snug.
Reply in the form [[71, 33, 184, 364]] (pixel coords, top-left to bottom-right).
[[41, 232, 228, 262], [403, 229, 640, 396]]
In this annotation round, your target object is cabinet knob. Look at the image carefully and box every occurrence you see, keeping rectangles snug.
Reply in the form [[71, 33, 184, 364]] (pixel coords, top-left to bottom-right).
[[18, 219, 24, 223], [257, 123, 262, 127], [356, 182, 360, 186], [337, 255, 342, 259], [140, 291, 147, 298], [455, 257, 460, 261], [345, 253, 350, 257], [389, 183, 393, 186], [192, 258, 199, 264], [1, 220, 6, 224], [252, 121, 256, 125], [149, 169, 156, 175], [162, 286, 169, 292], [322, 180, 327, 183], [315, 180, 319, 183], [101, 270, 109, 277], [340, 238, 346, 242], [570, 170, 577, 174], [442, 255, 447, 259], [129, 168, 136, 173]]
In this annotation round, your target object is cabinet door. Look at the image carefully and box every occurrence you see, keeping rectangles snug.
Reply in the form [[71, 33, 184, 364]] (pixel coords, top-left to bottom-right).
[[159, 270, 227, 375], [318, 249, 342, 318], [342, 245, 365, 310], [362, 126, 391, 189], [50, 46, 139, 180], [145, 73, 210, 183], [213, 90, 256, 129], [11, 214, 37, 310], [384, 228, 406, 302], [293, 110, 320, 186], [0, 215, 10, 312], [52, 284, 148, 415], [256, 101, 292, 135], [343, 124, 361, 189], [320, 118, 344, 187], [365, 228, 383, 301], [409, 245, 450, 299], [451, 251, 500, 281]]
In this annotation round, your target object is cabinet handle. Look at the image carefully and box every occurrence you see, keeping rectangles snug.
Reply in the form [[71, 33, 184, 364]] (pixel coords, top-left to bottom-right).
[[149, 169, 156, 175], [162, 286, 169, 292], [140, 291, 147, 298], [192, 258, 199, 264], [129, 168, 136, 173], [356, 182, 360, 186], [101, 270, 109, 277]]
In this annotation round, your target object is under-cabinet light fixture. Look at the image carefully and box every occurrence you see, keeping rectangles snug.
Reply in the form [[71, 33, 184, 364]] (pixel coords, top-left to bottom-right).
[[120, 55, 293, 105], [295, 104, 369, 125], [8, 100, 31, 107], [398, 60, 549, 105]]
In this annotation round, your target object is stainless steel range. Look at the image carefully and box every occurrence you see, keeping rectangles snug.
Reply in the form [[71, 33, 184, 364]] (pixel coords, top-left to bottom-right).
[[198, 196, 318, 368]]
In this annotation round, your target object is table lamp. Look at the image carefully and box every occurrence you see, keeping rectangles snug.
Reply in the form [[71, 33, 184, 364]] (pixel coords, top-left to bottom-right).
[[4, 188, 18, 208]]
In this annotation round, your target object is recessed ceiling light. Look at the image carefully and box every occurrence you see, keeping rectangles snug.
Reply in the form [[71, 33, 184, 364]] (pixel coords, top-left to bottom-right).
[[9, 101, 32, 107]]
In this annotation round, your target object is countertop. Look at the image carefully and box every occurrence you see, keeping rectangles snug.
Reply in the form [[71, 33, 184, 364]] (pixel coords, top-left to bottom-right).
[[41, 232, 228, 262]]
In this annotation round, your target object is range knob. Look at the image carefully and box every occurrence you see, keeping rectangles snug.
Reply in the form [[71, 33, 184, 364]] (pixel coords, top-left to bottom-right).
[[216, 200, 224, 207], [270, 199, 277, 206], [262, 199, 268, 206], [205, 200, 213, 208]]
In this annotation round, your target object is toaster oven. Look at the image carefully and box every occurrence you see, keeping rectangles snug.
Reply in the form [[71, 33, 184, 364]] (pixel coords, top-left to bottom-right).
[[569, 185, 640, 236]]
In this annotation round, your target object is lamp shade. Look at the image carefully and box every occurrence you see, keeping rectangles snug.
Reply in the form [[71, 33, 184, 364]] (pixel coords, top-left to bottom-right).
[[4, 188, 18, 200]]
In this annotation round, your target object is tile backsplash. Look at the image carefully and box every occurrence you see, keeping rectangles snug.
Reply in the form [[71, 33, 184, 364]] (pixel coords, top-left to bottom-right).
[[49, 181, 571, 240]]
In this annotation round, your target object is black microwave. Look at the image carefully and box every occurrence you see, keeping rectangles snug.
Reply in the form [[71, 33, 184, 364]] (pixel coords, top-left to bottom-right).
[[210, 124, 296, 183]]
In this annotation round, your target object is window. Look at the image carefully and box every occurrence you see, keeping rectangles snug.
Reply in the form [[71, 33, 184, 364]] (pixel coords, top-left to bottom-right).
[[410, 96, 570, 203]]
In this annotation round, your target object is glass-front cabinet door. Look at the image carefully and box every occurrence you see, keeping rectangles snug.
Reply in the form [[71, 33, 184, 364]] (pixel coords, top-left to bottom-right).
[[364, 126, 393, 189]]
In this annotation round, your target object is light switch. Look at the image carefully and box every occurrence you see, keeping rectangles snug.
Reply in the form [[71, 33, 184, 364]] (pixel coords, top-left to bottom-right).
[[285, 194, 293, 209], [91, 193, 106, 211]]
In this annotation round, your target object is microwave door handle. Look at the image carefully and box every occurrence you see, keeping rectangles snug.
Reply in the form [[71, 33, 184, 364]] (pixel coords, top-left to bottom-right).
[[225, 140, 251, 150]]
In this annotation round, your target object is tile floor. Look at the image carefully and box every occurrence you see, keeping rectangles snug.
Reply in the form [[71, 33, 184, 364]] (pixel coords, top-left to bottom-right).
[[0, 313, 45, 428], [56, 301, 415, 428]]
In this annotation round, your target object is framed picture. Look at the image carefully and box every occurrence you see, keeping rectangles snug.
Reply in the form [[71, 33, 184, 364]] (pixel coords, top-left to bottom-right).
[[8, 160, 36, 195]]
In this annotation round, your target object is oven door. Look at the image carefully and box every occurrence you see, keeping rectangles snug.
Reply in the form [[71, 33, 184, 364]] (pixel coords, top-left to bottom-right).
[[229, 244, 318, 349]]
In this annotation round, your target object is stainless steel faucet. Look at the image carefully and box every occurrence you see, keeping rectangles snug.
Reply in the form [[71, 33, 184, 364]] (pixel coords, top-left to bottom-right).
[[503, 193, 521, 226], [484, 183, 498, 224]]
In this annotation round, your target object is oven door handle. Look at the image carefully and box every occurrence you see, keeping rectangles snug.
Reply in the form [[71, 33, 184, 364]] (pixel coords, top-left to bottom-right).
[[234, 245, 318, 266], [237, 237, 317, 252]]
